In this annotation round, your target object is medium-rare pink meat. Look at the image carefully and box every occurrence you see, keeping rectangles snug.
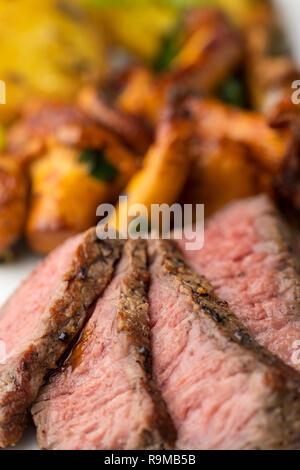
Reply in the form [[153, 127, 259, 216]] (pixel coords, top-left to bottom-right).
[[0, 229, 123, 448], [148, 239, 300, 450], [32, 239, 176, 450], [177, 195, 300, 371]]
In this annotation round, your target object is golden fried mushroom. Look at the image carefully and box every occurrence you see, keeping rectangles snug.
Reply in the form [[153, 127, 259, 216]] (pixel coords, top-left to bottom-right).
[[26, 143, 138, 254], [6, 100, 139, 254], [187, 97, 296, 175], [241, 1, 298, 115], [0, 156, 28, 256], [117, 8, 242, 124], [180, 139, 272, 218], [77, 85, 152, 154], [117, 66, 172, 125], [112, 106, 192, 235], [6, 101, 98, 164], [241, 1, 300, 211]]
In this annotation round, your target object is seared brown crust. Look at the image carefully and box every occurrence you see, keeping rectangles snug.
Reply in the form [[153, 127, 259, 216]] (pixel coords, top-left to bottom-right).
[[0, 230, 123, 448], [33, 238, 175, 450], [150, 239, 300, 450], [116, 239, 176, 449]]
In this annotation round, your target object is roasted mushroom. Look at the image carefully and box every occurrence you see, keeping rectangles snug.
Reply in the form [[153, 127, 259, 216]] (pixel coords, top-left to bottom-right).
[[116, 8, 243, 124], [112, 106, 193, 235], [0, 156, 28, 256], [7, 101, 139, 254], [180, 138, 272, 217], [187, 97, 296, 175], [77, 85, 152, 155]]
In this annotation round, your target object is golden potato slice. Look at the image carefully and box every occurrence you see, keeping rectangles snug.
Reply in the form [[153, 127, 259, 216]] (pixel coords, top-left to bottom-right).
[[0, 0, 105, 123], [26, 143, 138, 254], [85, 0, 176, 62]]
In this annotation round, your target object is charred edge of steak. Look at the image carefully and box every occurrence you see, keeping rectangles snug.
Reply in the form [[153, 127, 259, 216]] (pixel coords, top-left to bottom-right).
[[116, 239, 176, 449], [150, 239, 300, 450], [0, 230, 124, 448]]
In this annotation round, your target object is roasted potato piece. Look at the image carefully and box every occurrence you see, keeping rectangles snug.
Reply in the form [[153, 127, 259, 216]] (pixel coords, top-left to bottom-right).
[[0, 0, 105, 123], [26, 141, 138, 254], [118, 8, 242, 124], [180, 139, 272, 217], [77, 85, 152, 154], [187, 97, 296, 175], [112, 107, 192, 235], [0, 156, 28, 256]]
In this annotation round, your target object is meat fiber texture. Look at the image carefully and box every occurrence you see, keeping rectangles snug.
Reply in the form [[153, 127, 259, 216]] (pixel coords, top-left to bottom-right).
[[148, 240, 300, 450], [177, 195, 300, 372], [32, 239, 176, 450], [0, 228, 123, 447]]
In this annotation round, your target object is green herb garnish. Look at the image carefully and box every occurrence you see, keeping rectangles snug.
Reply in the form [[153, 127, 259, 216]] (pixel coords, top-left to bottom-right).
[[217, 75, 248, 108], [153, 23, 182, 73], [79, 149, 118, 182]]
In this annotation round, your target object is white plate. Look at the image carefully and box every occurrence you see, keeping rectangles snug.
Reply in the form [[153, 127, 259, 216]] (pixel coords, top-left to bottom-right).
[[1, 0, 300, 451]]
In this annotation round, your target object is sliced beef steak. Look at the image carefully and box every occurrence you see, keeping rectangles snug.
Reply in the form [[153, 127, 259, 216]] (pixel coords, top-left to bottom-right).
[[177, 195, 300, 371], [0, 229, 123, 448], [32, 239, 176, 450], [148, 239, 300, 450]]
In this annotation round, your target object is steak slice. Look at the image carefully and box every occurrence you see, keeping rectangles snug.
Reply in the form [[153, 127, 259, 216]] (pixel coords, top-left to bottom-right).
[[177, 195, 300, 371], [32, 239, 176, 450], [0, 229, 123, 448], [148, 239, 300, 450]]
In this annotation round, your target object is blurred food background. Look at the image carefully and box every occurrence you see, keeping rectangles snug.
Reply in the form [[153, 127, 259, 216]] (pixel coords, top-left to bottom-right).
[[0, 0, 300, 258]]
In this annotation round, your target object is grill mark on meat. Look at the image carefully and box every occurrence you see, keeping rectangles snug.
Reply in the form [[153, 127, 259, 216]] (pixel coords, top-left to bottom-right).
[[32, 239, 176, 450], [0, 229, 123, 448], [148, 239, 300, 449]]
